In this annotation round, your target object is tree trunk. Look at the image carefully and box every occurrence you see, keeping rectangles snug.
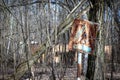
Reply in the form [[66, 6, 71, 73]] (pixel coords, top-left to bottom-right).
[[86, 0, 102, 80]]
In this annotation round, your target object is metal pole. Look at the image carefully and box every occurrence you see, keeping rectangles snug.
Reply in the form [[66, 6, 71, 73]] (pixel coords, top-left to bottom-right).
[[77, 52, 82, 80]]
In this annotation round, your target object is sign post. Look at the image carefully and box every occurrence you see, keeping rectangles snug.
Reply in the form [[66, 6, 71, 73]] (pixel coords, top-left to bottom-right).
[[68, 18, 99, 80]]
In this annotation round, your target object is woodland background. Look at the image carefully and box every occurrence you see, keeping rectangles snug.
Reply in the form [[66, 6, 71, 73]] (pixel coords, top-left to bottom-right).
[[0, 0, 120, 80]]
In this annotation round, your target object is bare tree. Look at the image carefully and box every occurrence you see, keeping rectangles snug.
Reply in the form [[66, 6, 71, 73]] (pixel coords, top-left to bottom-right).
[[0, 0, 120, 80]]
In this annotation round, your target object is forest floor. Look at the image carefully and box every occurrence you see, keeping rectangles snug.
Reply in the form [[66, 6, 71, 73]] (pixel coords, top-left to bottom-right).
[[21, 63, 81, 80], [0, 63, 120, 80]]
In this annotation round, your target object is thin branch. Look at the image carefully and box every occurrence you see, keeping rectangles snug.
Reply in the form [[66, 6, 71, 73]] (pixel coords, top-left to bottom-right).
[[1, 0, 70, 13]]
